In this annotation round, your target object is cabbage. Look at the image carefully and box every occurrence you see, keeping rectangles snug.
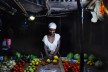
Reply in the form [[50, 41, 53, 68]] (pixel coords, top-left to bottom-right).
[[88, 54, 95, 60], [66, 52, 74, 60], [95, 60, 104, 68], [84, 53, 88, 59], [74, 53, 80, 60]]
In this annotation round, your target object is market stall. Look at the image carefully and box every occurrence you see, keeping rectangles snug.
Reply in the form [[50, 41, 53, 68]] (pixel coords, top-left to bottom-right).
[[0, 0, 108, 72], [0, 51, 105, 72]]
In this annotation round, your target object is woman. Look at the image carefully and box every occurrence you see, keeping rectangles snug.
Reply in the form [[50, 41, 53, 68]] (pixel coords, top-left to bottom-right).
[[42, 22, 60, 58]]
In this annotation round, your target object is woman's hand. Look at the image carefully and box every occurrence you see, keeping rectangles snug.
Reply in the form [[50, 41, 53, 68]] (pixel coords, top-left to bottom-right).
[[47, 54, 53, 59], [50, 50, 55, 55]]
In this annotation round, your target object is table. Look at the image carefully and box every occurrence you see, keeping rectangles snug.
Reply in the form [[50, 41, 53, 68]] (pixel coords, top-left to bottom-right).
[[36, 58, 65, 72]]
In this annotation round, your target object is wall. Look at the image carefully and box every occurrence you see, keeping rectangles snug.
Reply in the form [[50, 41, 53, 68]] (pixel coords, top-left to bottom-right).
[[0, 11, 81, 57], [1, 11, 108, 71], [83, 11, 108, 71]]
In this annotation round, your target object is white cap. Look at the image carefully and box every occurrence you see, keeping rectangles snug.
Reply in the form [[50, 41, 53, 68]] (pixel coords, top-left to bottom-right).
[[48, 22, 57, 29]]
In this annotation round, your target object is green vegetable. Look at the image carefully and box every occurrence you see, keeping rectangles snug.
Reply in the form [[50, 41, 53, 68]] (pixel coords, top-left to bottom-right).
[[15, 52, 21, 58], [95, 60, 104, 68], [67, 52, 74, 60], [74, 53, 80, 60], [84, 53, 88, 59], [29, 54, 37, 60], [88, 54, 95, 60]]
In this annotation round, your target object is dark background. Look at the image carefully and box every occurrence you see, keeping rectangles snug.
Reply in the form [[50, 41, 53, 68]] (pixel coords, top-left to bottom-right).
[[0, 10, 108, 71]]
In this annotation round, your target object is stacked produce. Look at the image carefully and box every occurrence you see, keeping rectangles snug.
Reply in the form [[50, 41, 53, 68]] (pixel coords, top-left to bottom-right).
[[86, 54, 95, 66], [5, 60, 16, 69], [63, 61, 71, 72], [0, 59, 16, 72], [95, 59, 104, 69], [0, 51, 105, 72], [87, 60, 95, 66], [53, 55, 59, 64], [45, 55, 59, 64], [76, 59, 80, 65], [86, 54, 104, 69], [40, 61, 47, 66], [11, 52, 41, 72], [71, 63, 80, 72], [23, 55, 60, 71], [61, 53, 80, 72], [12, 60, 26, 72], [64, 52, 105, 71], [24, 58, 41, 72]]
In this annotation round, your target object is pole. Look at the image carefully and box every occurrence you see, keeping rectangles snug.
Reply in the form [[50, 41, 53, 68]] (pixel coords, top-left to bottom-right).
[[76, 0, 84, 72]]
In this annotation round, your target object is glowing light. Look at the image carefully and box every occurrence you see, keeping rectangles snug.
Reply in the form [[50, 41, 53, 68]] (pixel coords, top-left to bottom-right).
[[29, 15, 35, 21]]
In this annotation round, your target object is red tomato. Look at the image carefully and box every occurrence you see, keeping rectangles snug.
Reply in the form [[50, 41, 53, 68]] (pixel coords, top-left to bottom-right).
[[65, 62, 69, 65], [63, 64, 66, 67], [64, 66, 68, 69], [18, 62, 21, 64], [22, 61, 25, 63], [13, 71, 16, 72], [23, 62, 26, 65], [77, 66, 80, 70], [15, 68, 18, 71], [20, 65, 23, 67], [65, 68, 68, 72], [68, 65, 71, 69], [76, 70, 80, 72], [15, 65, 18, 67]]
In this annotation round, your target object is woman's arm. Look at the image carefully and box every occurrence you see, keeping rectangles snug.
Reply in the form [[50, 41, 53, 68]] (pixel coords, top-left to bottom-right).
[[44, 45, 49, 57], [53, 39, 60, 56]]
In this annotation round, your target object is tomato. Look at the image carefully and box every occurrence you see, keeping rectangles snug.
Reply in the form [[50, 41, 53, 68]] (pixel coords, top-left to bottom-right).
[[20, 65, 23, 67], [65, 62, 69, 65], [15, 65, 18, 67], [18, 62, 21, 64], [68, 65, 71, 69], [65, 68, 68, 72], [77, 66, 80, 70], [63, 64, 66, 67], [65, 63, 69, 67], [76, 70, 80, 72], [71, 64, 74, 68], [15, 68, 18, 71]]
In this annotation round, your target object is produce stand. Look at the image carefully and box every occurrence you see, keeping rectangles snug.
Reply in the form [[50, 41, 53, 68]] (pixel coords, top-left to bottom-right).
[[0, 52, 105, 72]]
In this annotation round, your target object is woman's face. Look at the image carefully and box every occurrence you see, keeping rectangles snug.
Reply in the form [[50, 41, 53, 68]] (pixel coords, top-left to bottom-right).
[[49, 28, 56, 35]]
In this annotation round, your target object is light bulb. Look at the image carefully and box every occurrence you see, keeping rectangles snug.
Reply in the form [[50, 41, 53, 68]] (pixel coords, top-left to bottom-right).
[[29, 16, 35, 21]]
